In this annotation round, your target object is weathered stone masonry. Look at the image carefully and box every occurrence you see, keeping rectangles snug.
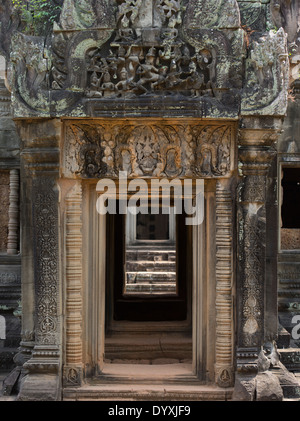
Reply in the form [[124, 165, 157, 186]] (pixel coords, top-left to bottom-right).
[[1, 0, 300, 401]]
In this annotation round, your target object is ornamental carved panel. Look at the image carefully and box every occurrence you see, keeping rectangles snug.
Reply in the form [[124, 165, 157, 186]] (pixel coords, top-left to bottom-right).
[[63, 121, 234, 179], [5, 0, 290, 119], [32, 177, 59, 346]]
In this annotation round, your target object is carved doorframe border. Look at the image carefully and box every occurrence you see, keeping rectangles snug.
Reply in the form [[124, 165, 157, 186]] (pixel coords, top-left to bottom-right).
[[61, 120, 236, 388]]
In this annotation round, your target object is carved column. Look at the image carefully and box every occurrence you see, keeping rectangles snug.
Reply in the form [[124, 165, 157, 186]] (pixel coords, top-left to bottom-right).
[[63, 182, 83, 387], [0, 78, 21, 387], [7, 169, 19, 255], [215, 180, 234, 387], [236, 120, 279, 374], [17, 119, 61, 401]]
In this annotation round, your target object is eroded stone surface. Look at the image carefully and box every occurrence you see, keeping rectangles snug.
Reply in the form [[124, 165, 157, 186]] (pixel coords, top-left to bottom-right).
[[0, 0, 290, 119], [63, 120, 235, 179], [0, 0, 297, 403], [256, 371, 283, 401], [232, 374, 256, 401]]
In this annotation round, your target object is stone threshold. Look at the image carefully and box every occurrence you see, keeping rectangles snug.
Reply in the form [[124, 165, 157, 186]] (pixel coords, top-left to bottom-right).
[[63, 384, 233, 401], [63, 363, 233, 401], [96, 362, 195, 382]]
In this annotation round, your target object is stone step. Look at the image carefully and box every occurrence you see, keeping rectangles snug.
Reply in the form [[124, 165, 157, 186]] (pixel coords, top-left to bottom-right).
[[63, 364, 232, 400], [63, 381, 233, 401], [277, 348, 300, 372], [271, 362, 300, 399], [125, 283, 176, 293], [126, 271, 176, 284], [277, 323, 291, 348], [105, 334, 192, 361], [126, 249, 176, 262], [126, 260, 176, 272]]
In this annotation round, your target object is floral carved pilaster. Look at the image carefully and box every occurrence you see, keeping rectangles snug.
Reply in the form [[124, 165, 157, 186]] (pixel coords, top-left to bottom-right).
[[24, 176, 60, 372], [237, 133, 277, 373], [17, 119, 61, 401], [63, 182, 83, 387], [215, 181, 234, 388]]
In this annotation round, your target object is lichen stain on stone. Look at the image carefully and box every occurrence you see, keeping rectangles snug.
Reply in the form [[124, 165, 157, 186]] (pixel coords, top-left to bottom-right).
[[74, 36, 112, 59], [69, 105, 86, 117], [55, 99, 69, 114]]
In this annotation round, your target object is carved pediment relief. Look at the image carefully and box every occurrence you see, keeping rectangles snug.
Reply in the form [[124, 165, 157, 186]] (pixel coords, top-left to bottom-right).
[[53, 0, 244, 103], [4, 0, 290, 118], [63, 121, 234, 179]]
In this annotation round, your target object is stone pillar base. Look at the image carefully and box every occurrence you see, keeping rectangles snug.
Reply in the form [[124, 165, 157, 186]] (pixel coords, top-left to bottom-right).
[[17, 373, 61, 401], [232, 371, 284, 401]]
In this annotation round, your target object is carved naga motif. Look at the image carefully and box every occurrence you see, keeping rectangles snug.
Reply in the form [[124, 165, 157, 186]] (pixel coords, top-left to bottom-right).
[[64, 122, 233, 179], [241, 27, 289, 115]]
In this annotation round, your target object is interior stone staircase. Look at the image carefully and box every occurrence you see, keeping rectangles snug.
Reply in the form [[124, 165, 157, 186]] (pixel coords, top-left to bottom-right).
[[125, 246, 176, 294]]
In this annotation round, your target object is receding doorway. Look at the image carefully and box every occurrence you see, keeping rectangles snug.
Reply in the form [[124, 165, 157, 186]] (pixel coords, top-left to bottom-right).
[[104, 204, 193, 366]]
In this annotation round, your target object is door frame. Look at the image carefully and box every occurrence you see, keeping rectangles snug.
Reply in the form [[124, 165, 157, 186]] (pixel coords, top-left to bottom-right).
[[84, 180, 210, 379], [71, 178, 235, 385]]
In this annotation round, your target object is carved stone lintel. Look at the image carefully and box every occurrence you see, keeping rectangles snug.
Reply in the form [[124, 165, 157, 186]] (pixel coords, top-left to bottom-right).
[[64, 121, 234, 179]]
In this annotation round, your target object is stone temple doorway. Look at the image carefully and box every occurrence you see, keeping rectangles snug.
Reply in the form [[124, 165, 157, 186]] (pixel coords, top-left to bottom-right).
[[104, 207, 193, 366], [69, 171, 236, 396], [58, 120, 236, 398], [60, 120, 235, 399]]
